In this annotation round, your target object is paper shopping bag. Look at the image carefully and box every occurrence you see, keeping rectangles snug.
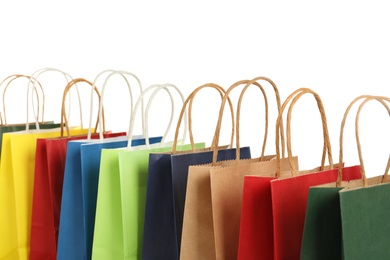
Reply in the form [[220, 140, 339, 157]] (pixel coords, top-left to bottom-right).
[[300, 95, 368, 260], [0, 72, 83, 260], [301, 95, 389, 260], [57, 71, 165, 260], [268, 89, 362, 260], [30, 131, 127, 260], [29, 76, 117, 260], [270, 168, 361, 260], [237, 87, 333, 260], [181, 77, 293, 260], [56, 135, 161, 260], [340, 96, 390, 259], [92, 141, 205, 260], [81, 136, 161, 259], [89, 84, 182, 259], [142, 82, 252, 260], [340, 179, 390, 259], [90, 82, 194, 259], [91, 83, 195, 259], [0, 127, 89, 260]]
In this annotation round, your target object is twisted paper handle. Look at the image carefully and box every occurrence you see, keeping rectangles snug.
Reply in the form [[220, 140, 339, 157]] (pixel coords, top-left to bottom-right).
[[87, 70, 143, 140], [127, 83, 182, 149], [27, 67, 80, 130], [211, 76, 283, 165], [61, 78, 103, 137], [172, 83, 235, 154], [0, 74, 44, 125], [276, 88, 332, 177]]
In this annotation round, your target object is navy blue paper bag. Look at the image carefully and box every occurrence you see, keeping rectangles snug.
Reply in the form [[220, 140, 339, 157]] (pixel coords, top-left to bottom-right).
[[142, 146, 251, 260]]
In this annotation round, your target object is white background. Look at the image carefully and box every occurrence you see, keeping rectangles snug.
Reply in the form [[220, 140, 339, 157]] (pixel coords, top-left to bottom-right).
[[0, 0, 389, 177]]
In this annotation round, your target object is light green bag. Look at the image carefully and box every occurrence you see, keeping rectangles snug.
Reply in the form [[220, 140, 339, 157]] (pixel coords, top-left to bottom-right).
[[91, 142, 205, 260], [92, 83, 201, 260]]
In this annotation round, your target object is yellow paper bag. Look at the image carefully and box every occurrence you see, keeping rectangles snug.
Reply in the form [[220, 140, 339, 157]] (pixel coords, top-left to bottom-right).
[[0, 127, 91, 260]]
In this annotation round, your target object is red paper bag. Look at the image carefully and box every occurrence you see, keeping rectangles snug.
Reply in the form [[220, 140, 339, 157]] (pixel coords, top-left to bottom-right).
[[269, 89, 361, 260], [29, 77, 126, 260], [237, 88, 361, 260]]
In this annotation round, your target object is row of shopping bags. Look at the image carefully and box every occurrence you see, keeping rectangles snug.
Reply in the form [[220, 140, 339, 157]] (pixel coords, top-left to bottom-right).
[[86, 80, 259, 260], [0, 70, 147, 259], [0, 68, 168, 259], [0, 69, 253, 260], [0, 69, 388, 260], [299, 95, 390, 260], [235, 94, 388, 260]]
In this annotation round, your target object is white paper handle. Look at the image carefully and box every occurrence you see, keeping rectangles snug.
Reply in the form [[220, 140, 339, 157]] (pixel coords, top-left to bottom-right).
[[127, 83, 187, 150], [87, 70, 143, 140], [0, 74, 43, 125], [27, 67, 79, 130]]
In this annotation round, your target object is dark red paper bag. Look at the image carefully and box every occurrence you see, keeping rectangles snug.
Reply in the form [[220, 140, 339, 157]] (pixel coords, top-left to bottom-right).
[[237, 88, 360, 260], [237, 88, 325, 260], [30, 132, 126, 259], [29, 78, 126, 260], [269, 89, 361, 260], [238, 175, 276, 260]]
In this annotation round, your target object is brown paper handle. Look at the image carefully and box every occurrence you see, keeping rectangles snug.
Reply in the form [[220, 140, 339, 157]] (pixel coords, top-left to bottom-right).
[[236, 80, 268, 161], [61, 78, 104, 137], [236, 76, 285, 161], [171, 83, 235, 154], [0, 74, 44, 125], [212, 76, 283, 165], [276, 88, 332, 177], [383, 156, 390, 184], [336, 95, 390, 186], [211, 79, 268, 164], [356, 97, 390, 187]]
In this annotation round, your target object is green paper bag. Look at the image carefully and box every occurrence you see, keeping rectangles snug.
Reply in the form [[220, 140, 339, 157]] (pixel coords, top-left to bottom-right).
[[301, 95, 389, 260], [300, 184, 345, 260], [300, 164, 362, 260], [340, 96, 390, 259], [339, 180, 390, 259]]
